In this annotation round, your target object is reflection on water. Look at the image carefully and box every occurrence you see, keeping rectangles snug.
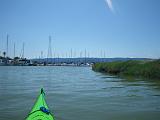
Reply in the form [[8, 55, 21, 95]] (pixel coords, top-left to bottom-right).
[[0, 66, 160, 120]]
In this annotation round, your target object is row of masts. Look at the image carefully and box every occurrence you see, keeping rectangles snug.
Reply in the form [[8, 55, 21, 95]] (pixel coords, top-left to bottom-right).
[[0, 34, 25, 59], [44, 36, 107, 59], [40, 50, 106, 58], [0, 34, 107, 59]]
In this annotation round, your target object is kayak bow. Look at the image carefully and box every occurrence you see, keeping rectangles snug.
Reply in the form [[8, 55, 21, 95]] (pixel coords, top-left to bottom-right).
[[26, 88, 54, 120]]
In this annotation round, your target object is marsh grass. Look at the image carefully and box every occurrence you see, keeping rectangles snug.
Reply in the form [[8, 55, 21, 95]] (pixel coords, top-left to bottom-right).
[[92, 60, 160, 79]]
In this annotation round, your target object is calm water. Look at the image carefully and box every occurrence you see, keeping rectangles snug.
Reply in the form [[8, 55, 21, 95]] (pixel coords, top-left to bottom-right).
[[0, 66, 160, 120]]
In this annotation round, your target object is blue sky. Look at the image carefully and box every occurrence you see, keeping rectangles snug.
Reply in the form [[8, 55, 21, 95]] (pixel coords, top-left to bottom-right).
[[0, 0, 160, 58]]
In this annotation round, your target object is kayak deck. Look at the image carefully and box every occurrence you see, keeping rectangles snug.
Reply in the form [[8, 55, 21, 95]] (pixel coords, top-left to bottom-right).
[[26, 88, 54, 120]]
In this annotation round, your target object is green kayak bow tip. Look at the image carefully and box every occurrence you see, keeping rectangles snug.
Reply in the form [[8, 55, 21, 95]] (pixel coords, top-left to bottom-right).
[[41, 88, 44, 94], [26, 88, 54, 120]]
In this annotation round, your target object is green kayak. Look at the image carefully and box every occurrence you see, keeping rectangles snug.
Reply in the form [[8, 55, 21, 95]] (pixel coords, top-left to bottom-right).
[[26, 88, 55, 120]]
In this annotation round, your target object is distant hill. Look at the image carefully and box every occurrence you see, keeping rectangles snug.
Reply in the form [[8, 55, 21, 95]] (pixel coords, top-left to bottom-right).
[[31, 58, 151, 64]]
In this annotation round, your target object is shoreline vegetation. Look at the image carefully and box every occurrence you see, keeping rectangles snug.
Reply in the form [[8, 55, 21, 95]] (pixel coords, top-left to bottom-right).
[[92, 60, 160, 79]]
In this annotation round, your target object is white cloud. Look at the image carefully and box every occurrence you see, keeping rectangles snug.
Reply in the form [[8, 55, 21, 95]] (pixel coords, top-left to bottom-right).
[[105, 0, 114, 12]]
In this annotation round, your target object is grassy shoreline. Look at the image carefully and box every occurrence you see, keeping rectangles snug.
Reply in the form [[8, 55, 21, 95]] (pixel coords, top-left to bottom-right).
[[92, 60, 160, 79]]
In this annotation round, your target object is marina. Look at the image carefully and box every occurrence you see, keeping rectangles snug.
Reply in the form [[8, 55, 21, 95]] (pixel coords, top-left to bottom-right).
[[0, 0, 160, 120]]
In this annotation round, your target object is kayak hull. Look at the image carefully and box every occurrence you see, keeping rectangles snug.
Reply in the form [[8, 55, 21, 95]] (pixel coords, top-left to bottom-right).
[[26, 89, 54, 120]]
